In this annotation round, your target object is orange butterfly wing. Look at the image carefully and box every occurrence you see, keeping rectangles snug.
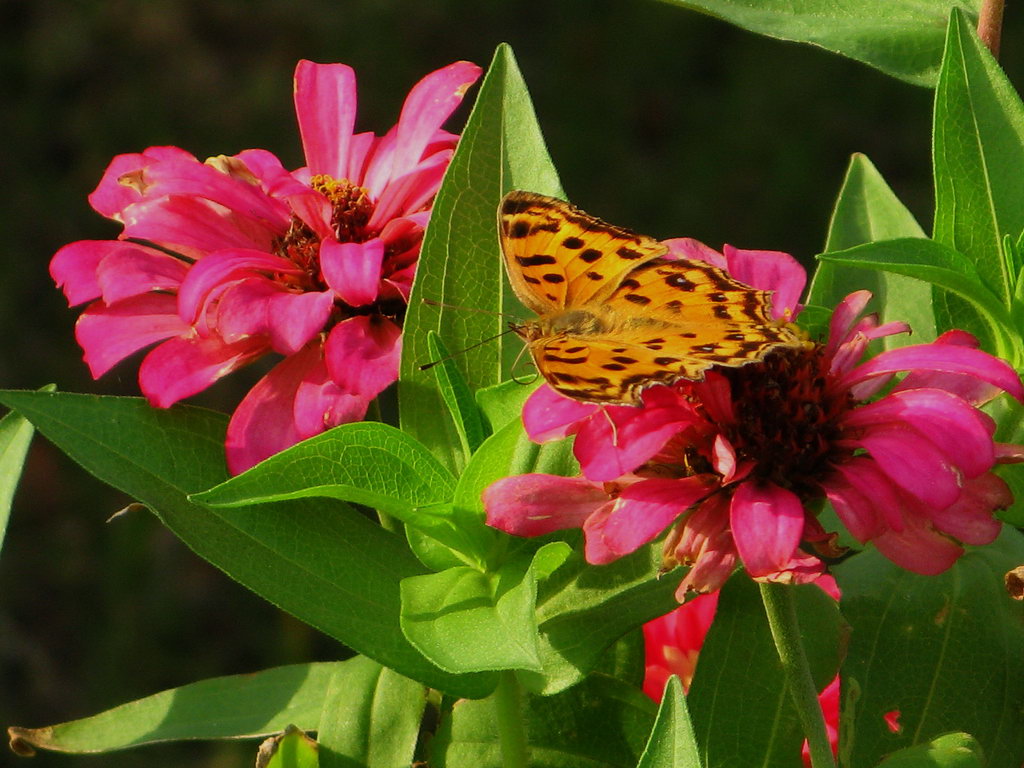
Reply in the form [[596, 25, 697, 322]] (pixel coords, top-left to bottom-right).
[[498, 191, 803, 404]]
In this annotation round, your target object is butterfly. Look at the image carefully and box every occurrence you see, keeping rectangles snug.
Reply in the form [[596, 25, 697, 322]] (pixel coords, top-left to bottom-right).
[[498, 191, 803, 404]]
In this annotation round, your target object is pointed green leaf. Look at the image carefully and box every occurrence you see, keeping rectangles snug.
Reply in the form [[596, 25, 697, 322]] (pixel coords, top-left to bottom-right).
[[810, 153, 933, 347], [426, 331, 488, 458], [933, 9, 1024, 309], [430, 674, 656, 768], [688, 575, 840, 768], [637, 676, 703, 768], [819, 238, 1016, 358], [661, 1, 980, 86], [0, 390, 492, 698], [836, 528, 1024, 767], [399, 43, 562, 473], [8, 663, 340, 756], [0, 400, 38, 556], [317, 657, 426, 768]]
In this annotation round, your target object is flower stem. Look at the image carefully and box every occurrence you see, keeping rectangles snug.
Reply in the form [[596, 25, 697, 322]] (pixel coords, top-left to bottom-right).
[[977, 0, 1005, 58], [493, 671, 530, 768], [759, 582, 836, 768]]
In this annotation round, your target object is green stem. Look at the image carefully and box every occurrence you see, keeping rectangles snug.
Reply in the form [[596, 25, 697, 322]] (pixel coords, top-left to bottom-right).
[[493, 671, 530, 768], [977, 0, 1005, 58], [759, 582, 836, 768]]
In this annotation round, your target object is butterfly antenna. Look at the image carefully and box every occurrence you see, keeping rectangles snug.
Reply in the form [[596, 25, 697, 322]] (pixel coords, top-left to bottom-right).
[[421, 298, 521, 319], [418, 328, 519, 371], [509, 339, 539, 385]]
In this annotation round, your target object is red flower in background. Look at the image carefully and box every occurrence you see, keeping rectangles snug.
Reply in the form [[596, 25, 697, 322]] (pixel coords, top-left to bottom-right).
[[52, 59, 481, 473]]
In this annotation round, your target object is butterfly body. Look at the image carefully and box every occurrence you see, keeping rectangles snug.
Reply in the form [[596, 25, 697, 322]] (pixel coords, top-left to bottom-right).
[[500, 191, 803, 405]]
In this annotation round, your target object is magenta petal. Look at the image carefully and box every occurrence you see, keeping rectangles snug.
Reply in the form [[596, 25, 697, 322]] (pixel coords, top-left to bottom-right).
[[51, 240, 117, 306], [293, 365, 369, 440], [121, 195, 277, 255], [389, 61, 482, 180], [844, 343, 1024, 403], [225, 344, 319, 474], [294, 60, 357, 180], [216, 280, 333, 354], [75, 295, 188, 378], [893, 330, 1002, 405], [843, 389, 995, 478], [323, 316, 401, 399], [367, 149, 452, 230], [576, 386, 698, 482], [723, 245, 806, 320], [484, 474, 607, 537], [828, 457, 905, 533], [320, 238, 385, 307], [928, 473, 1007, 545], [96, 245, 189, 304], [177, 249, 299, 324], [871, 519, 963, 575], [825, 291, 872, 357], [87, 146, 196, 218], [821, 473, 884, 542], [730, 481, 805, 578], [661, 238, 727, 268], [852, 423, 963, 509], [522, 384, 597, 443], [139, 334, 266, 408], [584, 477, 712, 563]]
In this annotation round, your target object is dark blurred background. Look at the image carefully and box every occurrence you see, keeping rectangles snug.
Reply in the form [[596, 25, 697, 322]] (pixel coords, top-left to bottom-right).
[[2, 1, 1020, 766]]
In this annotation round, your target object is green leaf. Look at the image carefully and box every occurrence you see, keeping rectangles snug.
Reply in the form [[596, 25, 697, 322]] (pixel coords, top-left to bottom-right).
[[875, 733, 984, 768], [810, 153, 933, 347], [836, 527, 1024, 768], [475, 378, 542, 435], [661, 1, 980, 87], [637, 676, 703, 768], [8, 663, 340, 756], [0, 391, 493, 698], [317, 657, 426, 768], [399, 546, 564, 674], [426, 331, 488, 458], [933, 9, 1024, 308], [399, 42, 562, 473], [819, 238, 1017, 358], [687, 575, 840, 768], [0, 397, 39, 556], [429, 673, 656, 768], [256, 726, 320, 768], [526, 546, 679, 695]]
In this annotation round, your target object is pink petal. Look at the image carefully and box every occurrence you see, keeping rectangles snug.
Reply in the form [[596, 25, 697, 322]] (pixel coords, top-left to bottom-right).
[[216, 279, 334, 354], [849, 423, 963, 509], [139, 333, 267, 408], [843, 389, 995, 478], [843, 343, 1024, 403], [825, 457, 905, 535], [723, 245, 807, 320], [226, 344, 317, 474], [894, 330, 1002, 406], [235, 149, 334, 239], [320, 238, 385, 307], [871, 517, 963, 575], [730, 481, 806, 578], [177, 249, 300, 324], [121, 195, 277, 256], [75, 295, 189, 378], [484, 474, 608, 537], [96, 245, 189, 304], [825, 291, 872, 359], [87, 146, 196, 218], [294, 60, 357, 180], [361, 126, 399, 198], [928, 473, 1007, 545], [293, 363, 369, 440], [366, 149, 452, 230], [575, 386, 700, 482], [755, 548, 826, 585], [323, 315, 401, 399], [584, 477, 713, 564], [661, 238, 727, 268], [51, 240, 122, 306], [522, 384, 597, 443], [821, 473, 885, 542], [389, 61, 482, 181]]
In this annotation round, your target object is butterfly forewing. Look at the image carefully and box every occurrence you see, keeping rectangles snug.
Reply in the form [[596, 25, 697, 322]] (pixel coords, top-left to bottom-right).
[[499, 191, 667, 313], [499, 191, 804, 405]]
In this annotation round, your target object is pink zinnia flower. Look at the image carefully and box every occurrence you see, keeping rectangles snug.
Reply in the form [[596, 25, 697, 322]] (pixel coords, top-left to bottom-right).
[[484, 243, 1024, 595], [51, 59, 481, 473], [642, 576, 841, 766]]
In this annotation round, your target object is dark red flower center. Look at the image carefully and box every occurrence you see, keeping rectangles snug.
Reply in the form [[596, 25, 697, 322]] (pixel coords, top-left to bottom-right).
[[719, 344, 854, 494]]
